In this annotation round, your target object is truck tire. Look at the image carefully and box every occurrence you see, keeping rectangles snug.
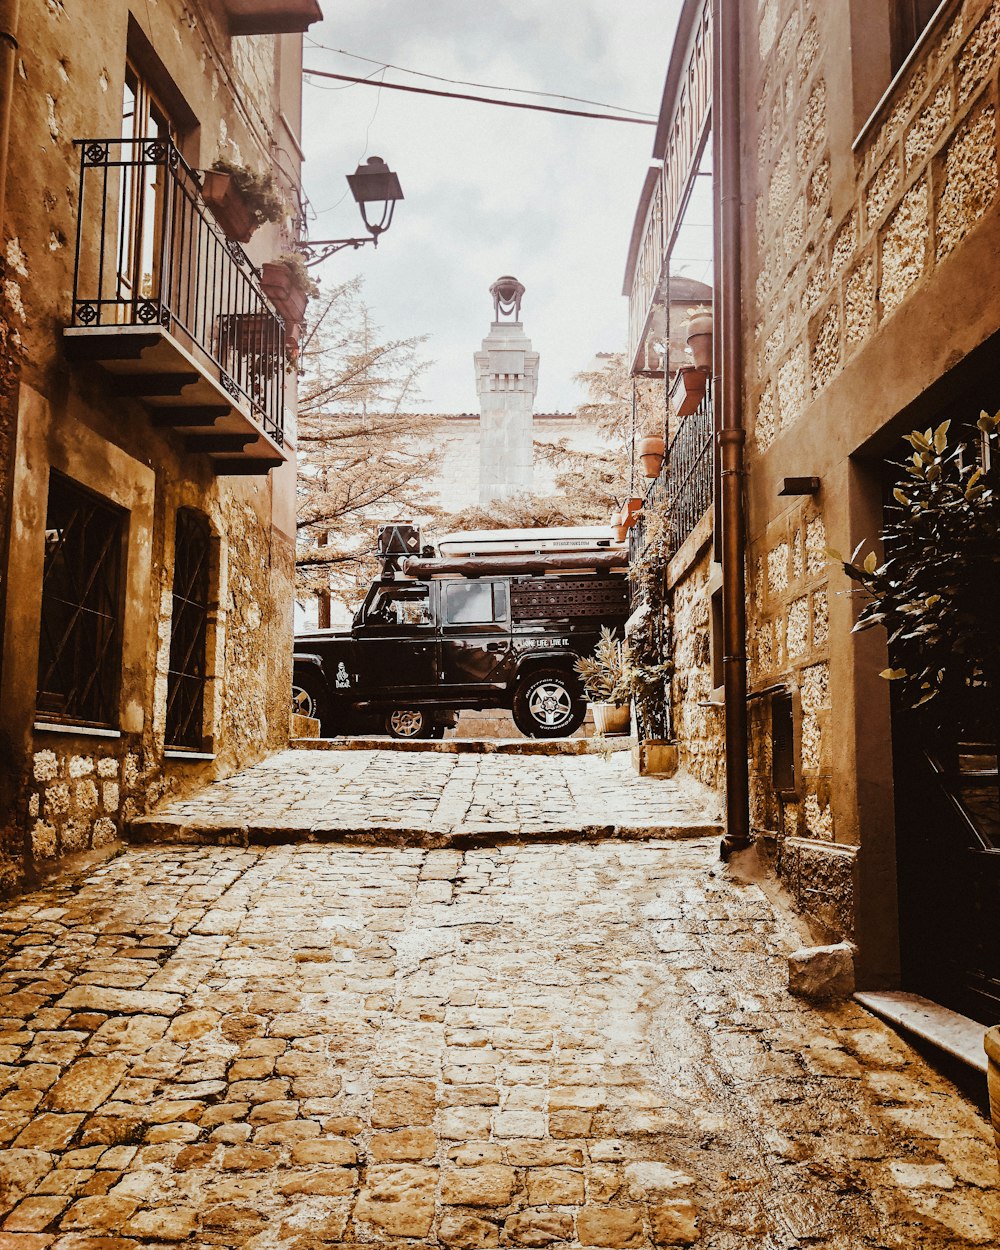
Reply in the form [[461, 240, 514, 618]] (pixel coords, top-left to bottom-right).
[[291, 670, 332, 736], [511, 669, 585, 738], [385, 709, 444, 740]]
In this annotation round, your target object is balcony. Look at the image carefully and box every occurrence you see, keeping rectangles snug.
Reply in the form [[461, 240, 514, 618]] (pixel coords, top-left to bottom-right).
[[629, 381, 715, 601], [65, 138, 287, 475], [222, 0, 322, 35]]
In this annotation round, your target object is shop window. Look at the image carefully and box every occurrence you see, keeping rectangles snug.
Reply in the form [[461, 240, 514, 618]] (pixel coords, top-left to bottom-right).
[[771, 691, 796, 793], [444, 581, 509, 625], [166, 509, 212, 749], [36, 472, 126, 728], [891, 0, 943, 71]]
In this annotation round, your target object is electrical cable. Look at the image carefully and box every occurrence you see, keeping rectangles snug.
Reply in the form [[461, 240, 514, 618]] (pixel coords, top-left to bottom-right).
[[303, 69, 656, 125], [304, 37, 657, 118]]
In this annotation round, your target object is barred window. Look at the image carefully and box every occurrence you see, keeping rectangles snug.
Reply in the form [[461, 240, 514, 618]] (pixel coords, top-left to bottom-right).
[[36, 472, 126, 727], [165, 508, 211, 749]]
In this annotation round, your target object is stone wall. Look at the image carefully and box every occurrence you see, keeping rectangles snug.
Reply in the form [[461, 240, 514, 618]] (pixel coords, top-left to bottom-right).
[[742, 0, 1000, 949], [0, 1, 300, 892], [668, 534, 725, 791]]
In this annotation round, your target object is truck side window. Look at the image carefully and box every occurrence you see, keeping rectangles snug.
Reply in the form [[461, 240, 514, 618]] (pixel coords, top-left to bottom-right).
[[445, 581, 506, 624]]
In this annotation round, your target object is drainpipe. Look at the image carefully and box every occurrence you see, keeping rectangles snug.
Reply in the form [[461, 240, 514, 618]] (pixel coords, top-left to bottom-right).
[[713, 0, 751, 860], [0, 0, 19, 233]]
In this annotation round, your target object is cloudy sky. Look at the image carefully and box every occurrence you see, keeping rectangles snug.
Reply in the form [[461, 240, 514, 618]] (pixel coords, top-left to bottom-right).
[[300, 2, 683, 414]]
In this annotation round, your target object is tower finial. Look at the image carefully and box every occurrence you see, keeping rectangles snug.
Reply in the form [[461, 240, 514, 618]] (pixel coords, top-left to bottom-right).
[[489, 275, 525, 321]]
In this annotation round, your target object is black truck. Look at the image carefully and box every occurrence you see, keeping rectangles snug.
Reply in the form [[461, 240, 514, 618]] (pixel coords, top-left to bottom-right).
[[292, 553, 630, 739]]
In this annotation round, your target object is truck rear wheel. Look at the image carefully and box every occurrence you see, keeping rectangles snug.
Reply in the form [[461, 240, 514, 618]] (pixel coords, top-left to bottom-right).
[[385, 709, 444, 740], [512, 670, 585, 738]]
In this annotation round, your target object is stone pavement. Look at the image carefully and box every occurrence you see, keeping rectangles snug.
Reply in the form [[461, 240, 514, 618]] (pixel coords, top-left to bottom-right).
[[131, 749, 724, 846], [0, 832, 997, 1249]]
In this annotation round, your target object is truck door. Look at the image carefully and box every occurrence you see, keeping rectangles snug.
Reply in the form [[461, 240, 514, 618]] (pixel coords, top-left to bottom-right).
[[439, 580, 511, 690], [353, 582, 438, 695]]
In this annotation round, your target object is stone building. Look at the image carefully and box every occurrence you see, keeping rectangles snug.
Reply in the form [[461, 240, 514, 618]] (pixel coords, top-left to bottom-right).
[[625, 0, 1000, 1014], [0, 0, 321, 892]]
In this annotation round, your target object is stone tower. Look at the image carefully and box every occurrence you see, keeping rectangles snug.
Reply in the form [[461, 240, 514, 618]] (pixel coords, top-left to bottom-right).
[[474, 276, 539, 505]]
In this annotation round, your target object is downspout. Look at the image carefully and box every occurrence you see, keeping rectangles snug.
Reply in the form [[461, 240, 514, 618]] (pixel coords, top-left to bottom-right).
[[713, 0, 751, 859], [0, 0, 19, 232]]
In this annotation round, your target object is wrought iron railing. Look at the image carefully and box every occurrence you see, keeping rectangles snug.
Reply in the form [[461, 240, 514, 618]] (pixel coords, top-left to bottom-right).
[[665, 383, 714, 558], [629, 382, 715, 602], [70, 137, 284, 444]]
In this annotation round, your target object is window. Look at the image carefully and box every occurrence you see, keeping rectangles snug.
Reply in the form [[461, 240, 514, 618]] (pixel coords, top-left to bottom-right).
[[771, 691, 796, 793], [166, 509, 211, 749], [36, 473, 126, 727], [117, 62, 173, 309], [891, 0, 942, 71], [367, 585, 432, 627], [710, 587, 724, 691], [444, 581, 508, 625]]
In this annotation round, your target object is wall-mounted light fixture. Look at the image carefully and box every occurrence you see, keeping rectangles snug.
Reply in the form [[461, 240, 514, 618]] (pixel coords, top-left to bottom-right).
[[297, 156, 403, 267]]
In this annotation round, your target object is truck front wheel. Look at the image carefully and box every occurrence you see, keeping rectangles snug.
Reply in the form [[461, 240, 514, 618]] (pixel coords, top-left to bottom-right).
[[512, 670, 585, 738], [291, 671, 332, 736]]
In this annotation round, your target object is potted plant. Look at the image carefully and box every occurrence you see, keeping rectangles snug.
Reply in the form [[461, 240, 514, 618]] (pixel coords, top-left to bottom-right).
[[627, 493, 678, 775], [677, 365, 708, 417], [620, 497, 643, 532], [575, 626, 631, 736], [260, 251, 318, 329], [610, 510, 628, 543], [685, 305, 713, 369], [638, 432, 665, 479], [201, 158, 287, 243]]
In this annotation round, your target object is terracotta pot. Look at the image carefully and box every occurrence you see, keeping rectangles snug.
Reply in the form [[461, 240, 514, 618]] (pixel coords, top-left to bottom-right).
[[677, 366, 708, 417], [986, 1027, 1000, 1164], [631, 740, 679, 776], [620, 498, 643, 531], [201, 170, 257, 244], [592, 702, 631, 736], [638, 434, 665, 479], [611, 518, 628, 543], [685, 311, 713, 369], [260, 262, 308, 326]]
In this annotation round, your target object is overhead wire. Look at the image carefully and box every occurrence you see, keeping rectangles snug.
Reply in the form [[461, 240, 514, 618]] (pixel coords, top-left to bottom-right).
[[302, 69, 657, 125], [304, 37, 657, 118]]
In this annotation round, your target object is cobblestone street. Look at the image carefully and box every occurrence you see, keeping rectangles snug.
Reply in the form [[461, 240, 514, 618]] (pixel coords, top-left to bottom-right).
[[0, 751, 997, 1248]]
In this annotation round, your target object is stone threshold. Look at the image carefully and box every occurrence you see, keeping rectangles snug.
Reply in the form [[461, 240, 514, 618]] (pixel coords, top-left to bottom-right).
[[288, 735, 634, 755], [855, 990, 988, 1075], [127, 820, 723, 849]]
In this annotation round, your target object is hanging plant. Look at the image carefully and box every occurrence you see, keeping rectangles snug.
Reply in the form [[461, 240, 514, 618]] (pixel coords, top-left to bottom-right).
[[201, 158, 288, 242], [260, 251, 320, 328], [838, 411, 1000, 735]]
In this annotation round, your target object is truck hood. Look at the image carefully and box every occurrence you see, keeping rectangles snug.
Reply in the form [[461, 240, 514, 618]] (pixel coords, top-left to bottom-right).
[[294, 629, 352, 645]]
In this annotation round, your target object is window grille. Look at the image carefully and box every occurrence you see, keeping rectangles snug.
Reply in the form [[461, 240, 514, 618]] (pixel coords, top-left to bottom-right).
[[165, 509, 211, 748], [36, 473, 126, 727], [771, 691, 796, 793]]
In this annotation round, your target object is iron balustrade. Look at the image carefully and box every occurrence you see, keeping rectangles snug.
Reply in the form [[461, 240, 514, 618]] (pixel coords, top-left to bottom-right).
[[70, 137, 285, 445], [665, 383, 715, 558], [629, 382, 715, 602]]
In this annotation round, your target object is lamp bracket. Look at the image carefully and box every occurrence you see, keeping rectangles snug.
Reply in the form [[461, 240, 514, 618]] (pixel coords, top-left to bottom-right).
[[296, 234, 381, 268]]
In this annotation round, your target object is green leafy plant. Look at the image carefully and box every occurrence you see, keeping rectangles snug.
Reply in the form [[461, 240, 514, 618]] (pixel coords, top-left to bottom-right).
[[575, 626, 628, 704], [626, 492, 675, 739], [270, 251, 320, 300], [840, 411, 999, 731], [211, 157, 287, 225]]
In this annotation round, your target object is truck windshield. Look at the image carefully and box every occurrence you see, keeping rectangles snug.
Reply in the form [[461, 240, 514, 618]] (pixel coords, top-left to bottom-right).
[[363, 584, 432, 627]]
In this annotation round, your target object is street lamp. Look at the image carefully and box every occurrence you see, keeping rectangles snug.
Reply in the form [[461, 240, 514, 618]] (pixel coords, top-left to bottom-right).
[[298, 156, 403, 267]]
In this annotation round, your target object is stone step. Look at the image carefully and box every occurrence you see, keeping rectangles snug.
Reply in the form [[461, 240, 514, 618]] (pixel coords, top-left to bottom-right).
[[855, 990, 988, 1075], [288, 735, 634, 755], [128, 818, 724, 849]]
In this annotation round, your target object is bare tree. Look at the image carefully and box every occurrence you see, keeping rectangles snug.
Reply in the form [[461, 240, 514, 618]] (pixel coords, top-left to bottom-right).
[[295, 279, 439, 619]]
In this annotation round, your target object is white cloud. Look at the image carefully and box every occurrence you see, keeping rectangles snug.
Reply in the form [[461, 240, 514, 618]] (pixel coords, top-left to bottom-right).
[[302, 1, 682, 411]]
